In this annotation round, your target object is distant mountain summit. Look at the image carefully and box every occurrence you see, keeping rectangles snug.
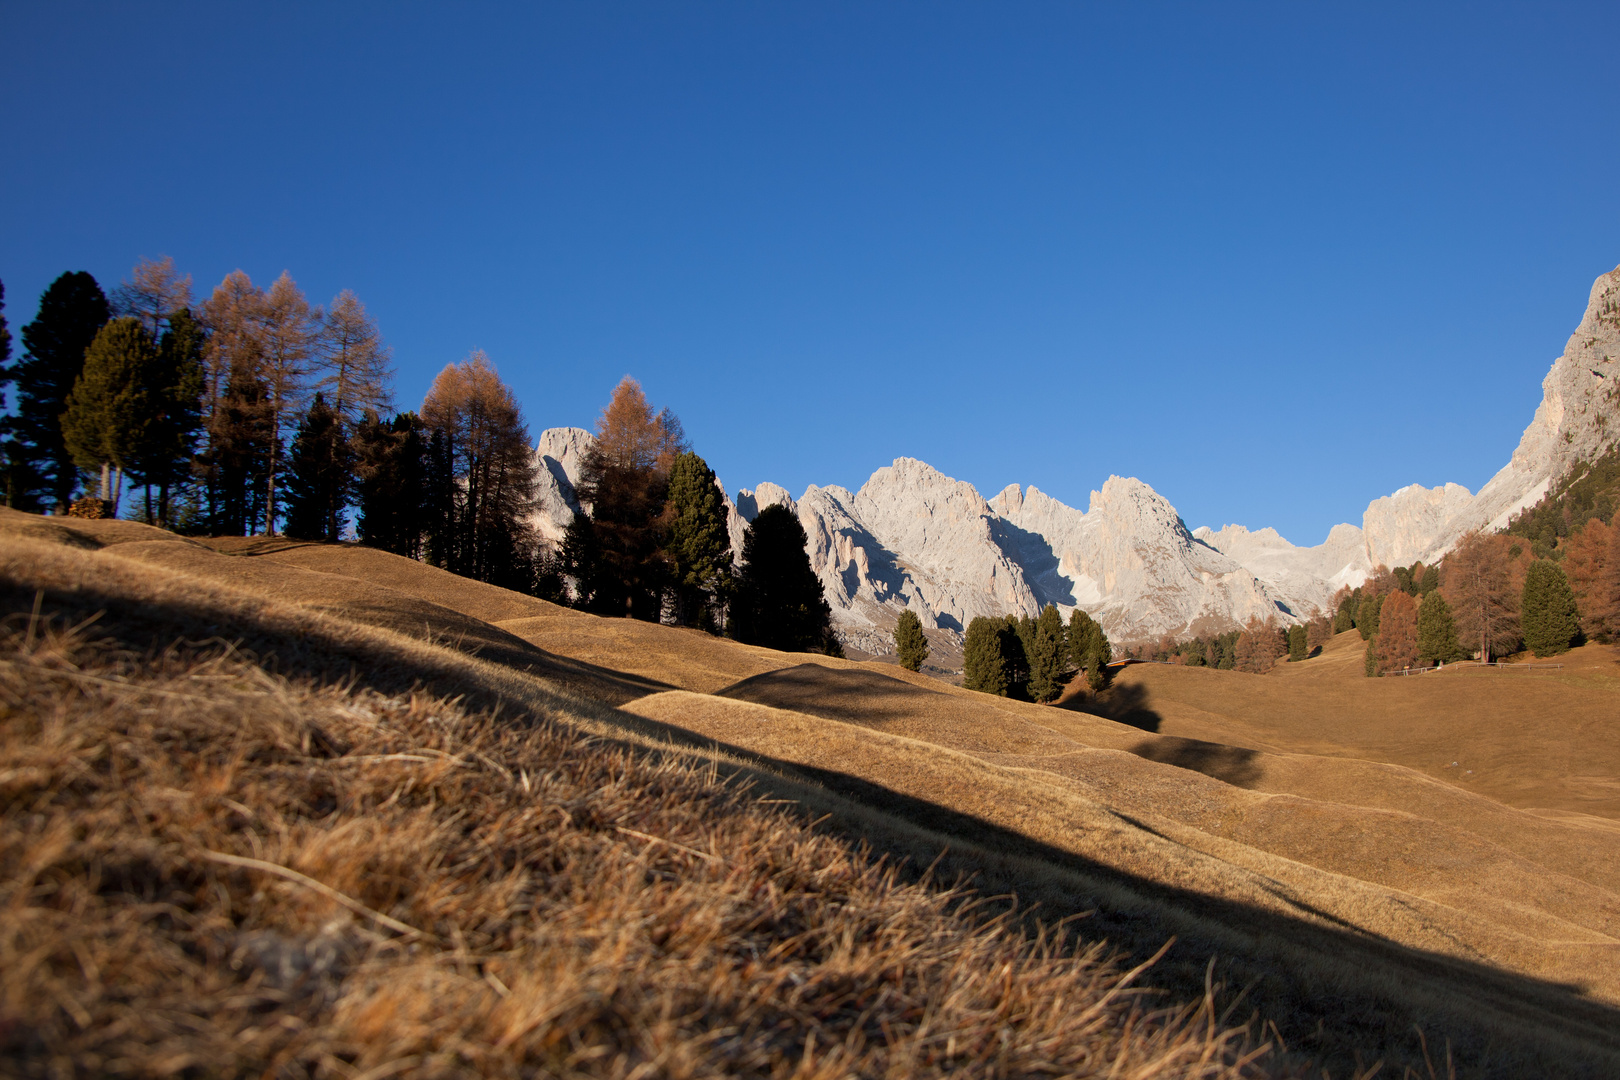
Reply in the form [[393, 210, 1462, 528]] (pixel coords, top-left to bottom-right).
[[531, 264, 1620, 649]]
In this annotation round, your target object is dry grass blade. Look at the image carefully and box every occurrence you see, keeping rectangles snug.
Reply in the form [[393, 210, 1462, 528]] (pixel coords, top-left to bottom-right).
[[199, 851, 430, 939]]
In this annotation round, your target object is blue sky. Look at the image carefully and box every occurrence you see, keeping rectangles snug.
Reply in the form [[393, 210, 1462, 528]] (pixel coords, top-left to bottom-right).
[[4, 2, 1618, 544]]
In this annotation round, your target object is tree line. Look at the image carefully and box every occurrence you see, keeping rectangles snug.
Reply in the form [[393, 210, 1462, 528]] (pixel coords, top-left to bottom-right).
[[1336, 523, 1618, 674], [0, 264, 841, 655]]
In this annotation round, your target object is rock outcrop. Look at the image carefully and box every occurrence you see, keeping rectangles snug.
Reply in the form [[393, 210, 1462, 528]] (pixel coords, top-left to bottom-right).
[[530, 427, 594, 544]]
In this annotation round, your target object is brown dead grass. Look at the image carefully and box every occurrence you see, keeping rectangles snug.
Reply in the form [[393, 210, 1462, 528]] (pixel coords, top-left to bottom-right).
[[0, 617, 1267, 1079], [1105, 630, 1620, 818]]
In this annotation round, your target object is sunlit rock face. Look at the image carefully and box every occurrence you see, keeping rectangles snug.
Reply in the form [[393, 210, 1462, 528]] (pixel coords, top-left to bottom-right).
[[1399, 264, 1620, 563], [529, 427, 594, 545]]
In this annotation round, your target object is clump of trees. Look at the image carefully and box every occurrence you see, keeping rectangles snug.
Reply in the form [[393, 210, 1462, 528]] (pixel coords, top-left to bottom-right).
[[960, 603, 1109, 702]]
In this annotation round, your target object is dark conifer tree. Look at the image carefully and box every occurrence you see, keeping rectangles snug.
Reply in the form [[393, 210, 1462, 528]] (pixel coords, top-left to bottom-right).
[[207, 363, 276, 535], [130, 307, 206, 526], [894, 609, 930, 672], [10, 272, 110, 509], [421, 426, 457, 569], [1416, 589, 1463, 665], [730, 504, 835, 653], [1287, 624, 1307, 662], [356, 411, 427, 558], [1418, 564, 1441, 596], [1521, 560, 1580, 657], [1068, 607, 1113, 690], [664, 451, 732, 629], [284, 394, 354, 541], [962, 616, 1009, 696], [1027, 604, 1067, 702], [61, 317, 160, 513], [998, 615, 1032, 699], [1357, 592, 1384, 641], [560, 509, 600, 610]]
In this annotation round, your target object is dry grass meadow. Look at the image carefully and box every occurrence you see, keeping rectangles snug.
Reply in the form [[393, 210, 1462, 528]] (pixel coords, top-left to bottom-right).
[[4, 507, 1620, 1078]]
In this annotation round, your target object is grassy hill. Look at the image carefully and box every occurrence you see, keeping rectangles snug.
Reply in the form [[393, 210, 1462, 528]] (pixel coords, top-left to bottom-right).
[[4, 506, 1620, 1077]]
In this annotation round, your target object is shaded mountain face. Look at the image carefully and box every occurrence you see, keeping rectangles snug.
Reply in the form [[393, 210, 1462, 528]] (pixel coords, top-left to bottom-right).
[[530, 264, 1620, 652]]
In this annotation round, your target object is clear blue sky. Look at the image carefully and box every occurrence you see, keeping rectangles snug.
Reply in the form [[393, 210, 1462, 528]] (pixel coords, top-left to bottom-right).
[[4, 3, 1618, 544]]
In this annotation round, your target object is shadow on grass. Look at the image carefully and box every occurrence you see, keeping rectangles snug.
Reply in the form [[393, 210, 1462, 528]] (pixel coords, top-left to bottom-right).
[[717, 663, 958, 724], [1054, 679, 1165, 732], [1129, 736, 1263, 788], [6, 577, 1620, 1079]]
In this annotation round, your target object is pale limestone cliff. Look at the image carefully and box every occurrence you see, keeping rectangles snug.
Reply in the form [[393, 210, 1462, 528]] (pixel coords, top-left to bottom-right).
[[529, 427, 594, 544], [1408, 264, 1620, 561]]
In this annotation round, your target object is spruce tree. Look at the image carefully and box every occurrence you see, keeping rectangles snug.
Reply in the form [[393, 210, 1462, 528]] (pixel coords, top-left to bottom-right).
[[130, 307, 206, 526], [894, 609, 930, 672], [61, 318, 159, 512], [1068, 608, 1113, 691], [12, 272, 110, 509], [731, 504, 835, 653], [664, 451, 732, 629], [1416, 589, 1463, 665], [356, 411, 427, 558], [1027, 603, 1067, 701], [962, 616, 1009, 696], [1419, 565, 1441, 596], [1287, 624, 1307, 662], [1357, 592, 1384, 641], [1521, 560, 1580, 657], [560, 509, 600, 610], [284, 394, 354, 541], [1333, 590, 1358, 634], [1363, 639, 1378, 677]]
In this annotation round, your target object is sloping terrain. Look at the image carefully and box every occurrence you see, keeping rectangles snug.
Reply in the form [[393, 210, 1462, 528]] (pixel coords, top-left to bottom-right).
[[5, 508, 1620, 1077]]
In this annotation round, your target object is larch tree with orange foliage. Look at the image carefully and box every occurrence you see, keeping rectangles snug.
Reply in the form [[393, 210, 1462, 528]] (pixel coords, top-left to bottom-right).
[[197, 271, 273, 536], [1564, 518, 1614, 641], [1374, 589, 1419, 674], [420, 350, 538, 588], [1441, 531, 1522, 661], [576, 377, 688, 620], [1233, 615, 1282, 674]]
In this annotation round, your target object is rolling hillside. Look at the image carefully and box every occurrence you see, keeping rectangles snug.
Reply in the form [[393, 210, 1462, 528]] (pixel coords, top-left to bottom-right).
[[5, 507, 1620, 1078]]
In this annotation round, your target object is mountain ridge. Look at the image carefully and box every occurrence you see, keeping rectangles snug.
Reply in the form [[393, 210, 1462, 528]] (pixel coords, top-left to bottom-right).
[[530, 263, 1620, 649]]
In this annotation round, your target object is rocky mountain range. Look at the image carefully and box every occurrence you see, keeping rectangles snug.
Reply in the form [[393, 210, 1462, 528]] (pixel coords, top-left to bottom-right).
[[530, 264, 1620, 652]]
